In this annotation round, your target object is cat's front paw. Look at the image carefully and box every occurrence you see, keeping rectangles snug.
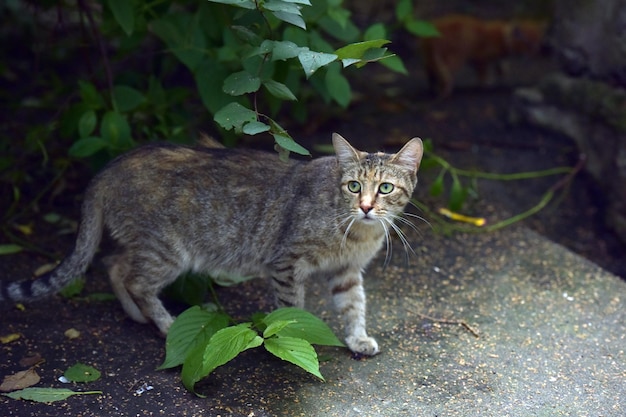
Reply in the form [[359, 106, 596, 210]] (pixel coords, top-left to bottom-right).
[[346, 335, 379, 356]]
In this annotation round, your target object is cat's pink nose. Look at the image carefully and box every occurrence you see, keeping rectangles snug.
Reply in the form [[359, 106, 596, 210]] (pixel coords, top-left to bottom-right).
[[360, 204, 373, 214]]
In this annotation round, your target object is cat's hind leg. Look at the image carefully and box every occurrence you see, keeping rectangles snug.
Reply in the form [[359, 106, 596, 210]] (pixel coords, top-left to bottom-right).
[[105, 252, 178, 335], [328, 268, 379, 356], [104, 253, 148, 324]]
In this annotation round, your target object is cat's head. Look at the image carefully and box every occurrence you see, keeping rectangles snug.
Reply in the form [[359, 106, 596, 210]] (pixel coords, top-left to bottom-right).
[[333, 133, 423, 225]]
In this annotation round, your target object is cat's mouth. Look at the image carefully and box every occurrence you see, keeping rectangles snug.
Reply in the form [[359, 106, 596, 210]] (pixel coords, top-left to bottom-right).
[[359, 213, 378, 223]]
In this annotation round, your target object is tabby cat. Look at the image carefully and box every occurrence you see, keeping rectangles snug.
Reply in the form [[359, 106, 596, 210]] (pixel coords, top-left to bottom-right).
[[0, 133, 423, 356]]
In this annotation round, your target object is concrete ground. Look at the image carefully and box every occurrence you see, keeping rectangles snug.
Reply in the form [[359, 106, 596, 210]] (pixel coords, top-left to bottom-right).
[[286, 226, 625, 417], [3, 223, 623, 417]]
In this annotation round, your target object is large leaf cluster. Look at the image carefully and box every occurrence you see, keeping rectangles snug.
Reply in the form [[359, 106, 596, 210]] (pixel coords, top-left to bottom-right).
[[67, 0, 409, 159], [159, 306, 344, 395]]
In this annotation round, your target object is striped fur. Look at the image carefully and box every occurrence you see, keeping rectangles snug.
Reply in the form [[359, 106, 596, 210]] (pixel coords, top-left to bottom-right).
[[1, 133, 423, 356]]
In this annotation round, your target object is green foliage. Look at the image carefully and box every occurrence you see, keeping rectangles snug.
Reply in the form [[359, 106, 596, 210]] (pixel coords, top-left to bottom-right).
[[160, 306, 344, 396], [2, 388, 102, 403], [0, 244, 23, 255], [63, 363, 102, 383], [1, 0, 410, 251], [394, 0, 439, 38], [417, 139, 582, 234], [58, 0, 401, 159]]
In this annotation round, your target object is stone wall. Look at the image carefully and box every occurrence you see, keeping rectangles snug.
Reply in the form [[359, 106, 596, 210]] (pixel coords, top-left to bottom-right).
[[512, 0, 626, 243]]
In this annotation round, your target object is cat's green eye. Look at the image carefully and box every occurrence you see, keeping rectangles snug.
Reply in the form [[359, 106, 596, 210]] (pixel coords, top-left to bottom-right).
[[347, 181, 361, 193], [379, 183, 394, 194]]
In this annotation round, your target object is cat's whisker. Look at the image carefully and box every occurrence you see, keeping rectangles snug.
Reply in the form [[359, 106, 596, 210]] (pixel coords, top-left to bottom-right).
[[392, 214, 420, 234], [392, 214, 428, 240], [408, 199, 423, 211], [402, 212, 433, 233], [403, 210, 431, 225], [377, 218, 393, 269], [340, 216, 357, 253], [384, 218, 416, 264]]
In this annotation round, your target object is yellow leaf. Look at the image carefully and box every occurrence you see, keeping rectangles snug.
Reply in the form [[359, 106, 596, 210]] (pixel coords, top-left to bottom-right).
[[438, 207, 486, 227], [64, 328, 81, 340], [0, 333, 21, 344], [34, 262, 57, 277], [14, 223, 34, 236]]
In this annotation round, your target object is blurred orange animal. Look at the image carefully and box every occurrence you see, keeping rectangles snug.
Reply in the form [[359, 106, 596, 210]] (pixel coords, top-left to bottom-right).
[[421, 15, 546, 97]]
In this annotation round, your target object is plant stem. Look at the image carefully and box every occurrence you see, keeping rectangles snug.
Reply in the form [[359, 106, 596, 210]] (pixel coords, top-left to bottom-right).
[[426, 152, 573, 181], [414, 153, 586, 234]]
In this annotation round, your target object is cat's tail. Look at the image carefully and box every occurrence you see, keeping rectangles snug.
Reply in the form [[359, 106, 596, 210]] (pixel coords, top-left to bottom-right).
[[0, 185, 104, 302]]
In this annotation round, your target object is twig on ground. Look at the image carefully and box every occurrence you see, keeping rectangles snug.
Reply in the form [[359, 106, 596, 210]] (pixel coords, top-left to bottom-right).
[[412, 310, 480, 338]]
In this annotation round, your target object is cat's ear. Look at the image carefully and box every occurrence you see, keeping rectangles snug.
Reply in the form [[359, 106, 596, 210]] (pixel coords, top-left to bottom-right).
[[332, 133, 365, 164], [391, 138, 424, 175]]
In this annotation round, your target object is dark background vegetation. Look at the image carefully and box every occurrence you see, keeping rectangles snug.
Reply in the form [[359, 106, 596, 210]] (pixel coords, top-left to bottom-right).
[[1, 0, 624, 278], [1, 0, 624, 414]]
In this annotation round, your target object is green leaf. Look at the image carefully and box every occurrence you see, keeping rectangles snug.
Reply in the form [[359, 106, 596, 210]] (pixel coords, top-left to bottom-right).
[[270, 40, 303, 61], [405, 19, 440, 38], [150, 15, 205, 71], [272, 132, 310, 156], [78, 81, 105, 110], [264, 336, 323, 380], [86, 292, 117, 302], [243, 121, 271, 135], [335, 39, 390, 61], [107, 0, 134, 36], [263, 307, 344, 347], [100, 111, 132, 148], [64, 363, 101, 382], [395, 0, 413, 23], [2, 387, 102, 403], [263, 319, 297, 338], [59, 277, 85, 298], [262, 1, 302, 14], [271, 11, 306, 30], [449, 174, 467, 211], [364, 23, 386, 41], [164, 272, 210, 307], [327, 7, 350, 28], [195, 58, 233, 114], [325, 69, 351, 108], [223, 71, 261, 96], [317, 15, 360, 43], [0, 244, 23, 255], [231, 25, 263, 46], [159, 306, 230, 370], [214, 102, 257, 133], [379, 54, 408, 75], [430, 170, 445, 197], [207, 0, 256, 10], [78, 110, 97, 138], [113, 85, 145, 112], [69, 137, 109, 158], [182, 324, 263, 394], [263, 80, 297, 101], [298, 50, 337, 78]]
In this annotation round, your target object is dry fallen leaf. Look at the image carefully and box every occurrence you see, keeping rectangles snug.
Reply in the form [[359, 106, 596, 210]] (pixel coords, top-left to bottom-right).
[[0, 368, 41, 392], [19, 353, 44, 367]]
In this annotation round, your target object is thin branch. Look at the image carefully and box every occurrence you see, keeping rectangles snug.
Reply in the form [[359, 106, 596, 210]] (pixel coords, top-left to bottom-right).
[[77, 0, 114, 102], [414, 311, 480, 338]]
